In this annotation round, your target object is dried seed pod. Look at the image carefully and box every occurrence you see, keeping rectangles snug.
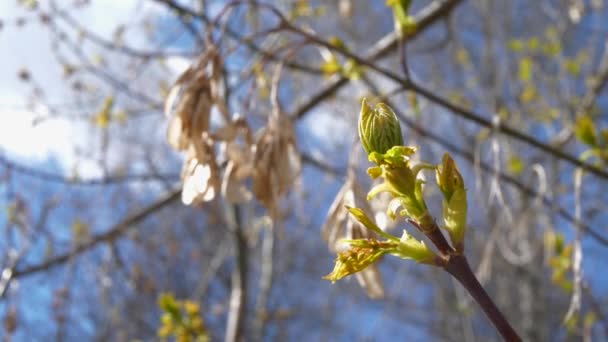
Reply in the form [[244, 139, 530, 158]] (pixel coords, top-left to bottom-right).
[[252, 117, 300, 214], [180, 135, 220, 205]]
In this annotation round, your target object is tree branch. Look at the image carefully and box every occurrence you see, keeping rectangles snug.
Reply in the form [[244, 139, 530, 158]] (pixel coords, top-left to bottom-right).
[[445, 255, 522, 341], [0, 154, 178, 186], [12, 189, 181, 278], [291, 0, 463, 120]]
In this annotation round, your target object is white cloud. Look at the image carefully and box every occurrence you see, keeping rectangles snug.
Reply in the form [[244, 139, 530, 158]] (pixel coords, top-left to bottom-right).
[[0, 109, 76, 168], [0, 0, 165, 176]]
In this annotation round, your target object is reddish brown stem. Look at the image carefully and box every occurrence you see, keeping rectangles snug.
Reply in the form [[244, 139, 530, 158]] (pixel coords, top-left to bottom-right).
[[445, 255, 522, 342]]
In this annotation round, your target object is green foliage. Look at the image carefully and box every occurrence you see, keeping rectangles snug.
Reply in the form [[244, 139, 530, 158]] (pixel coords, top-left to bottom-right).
[[436, 154, 467, 249], [320, 54, 341, 76], [574, 116, 608, 165], [575, 115, 597, 147], [323, 214, 436, 282], [325, 101, 470, 283], [386, 0, 416, 35], [545, 231, 573, 293], [507, 39, 525, 52], [319, 41, 363, 80], [158, 293, 209, 342], [507, 155, 525, 175], [518, 57, 533, 82]]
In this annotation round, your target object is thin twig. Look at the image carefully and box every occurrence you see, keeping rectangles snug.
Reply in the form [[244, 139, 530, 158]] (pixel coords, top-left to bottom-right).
[[291, 0, 463, 119], [298, 20, 608, 181], [12, 189, 181, 278], [0, 153, 178, 186], [225, 205, 248, 342]]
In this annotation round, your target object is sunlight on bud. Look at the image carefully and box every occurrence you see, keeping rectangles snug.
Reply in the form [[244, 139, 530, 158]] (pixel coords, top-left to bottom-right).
[[358, 99, 403, 155]]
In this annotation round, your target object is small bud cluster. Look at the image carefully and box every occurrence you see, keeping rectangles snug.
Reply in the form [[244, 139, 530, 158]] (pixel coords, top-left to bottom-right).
[[325, 99, 469, 283], [158, 293, 209, 342]]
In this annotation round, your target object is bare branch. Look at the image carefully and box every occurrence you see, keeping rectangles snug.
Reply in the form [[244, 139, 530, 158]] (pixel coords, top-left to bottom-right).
[[291, 0, 463, 120], [0, 153, 178, 186], [12, 189, 181, 278]]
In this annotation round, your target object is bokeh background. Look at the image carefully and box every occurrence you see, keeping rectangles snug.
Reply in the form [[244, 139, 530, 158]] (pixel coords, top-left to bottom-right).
[[1, 0, 608, 341]]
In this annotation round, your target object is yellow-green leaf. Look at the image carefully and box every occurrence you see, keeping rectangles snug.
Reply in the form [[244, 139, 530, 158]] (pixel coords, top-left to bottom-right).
[[527, 37, 540, 51], [394, 230, 436, 263], [345, 206, 397, 241], [323, 240, 391, 282], [328, 36, 346, 50], [507, 39, 525, 52], [320, 55, 341, 76], [342, 59, 362, 80], [507, 155, 525, 175], [518, 57, 533, 82], [519, 85, 538, 103], [442, 187, 467, 248], [574, 115, 597, 146], [564, 59, 581, 76], [94, 96, 114, 129], [584, 312, 597, 329]]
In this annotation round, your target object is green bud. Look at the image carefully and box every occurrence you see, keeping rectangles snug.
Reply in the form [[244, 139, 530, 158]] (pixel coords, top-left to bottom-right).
[[442, 187, 467, 251], [359, 99, 404, 155], [435, 153, 464, 201], [436, 153, 467, 251]]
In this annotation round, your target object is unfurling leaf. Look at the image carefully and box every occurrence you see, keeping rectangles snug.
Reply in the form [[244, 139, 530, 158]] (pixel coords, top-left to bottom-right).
[[324, 214, 437, 283], [345, 206, 397, 241], [321, 177, 387, 298], [323, 239, 393, 282]]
